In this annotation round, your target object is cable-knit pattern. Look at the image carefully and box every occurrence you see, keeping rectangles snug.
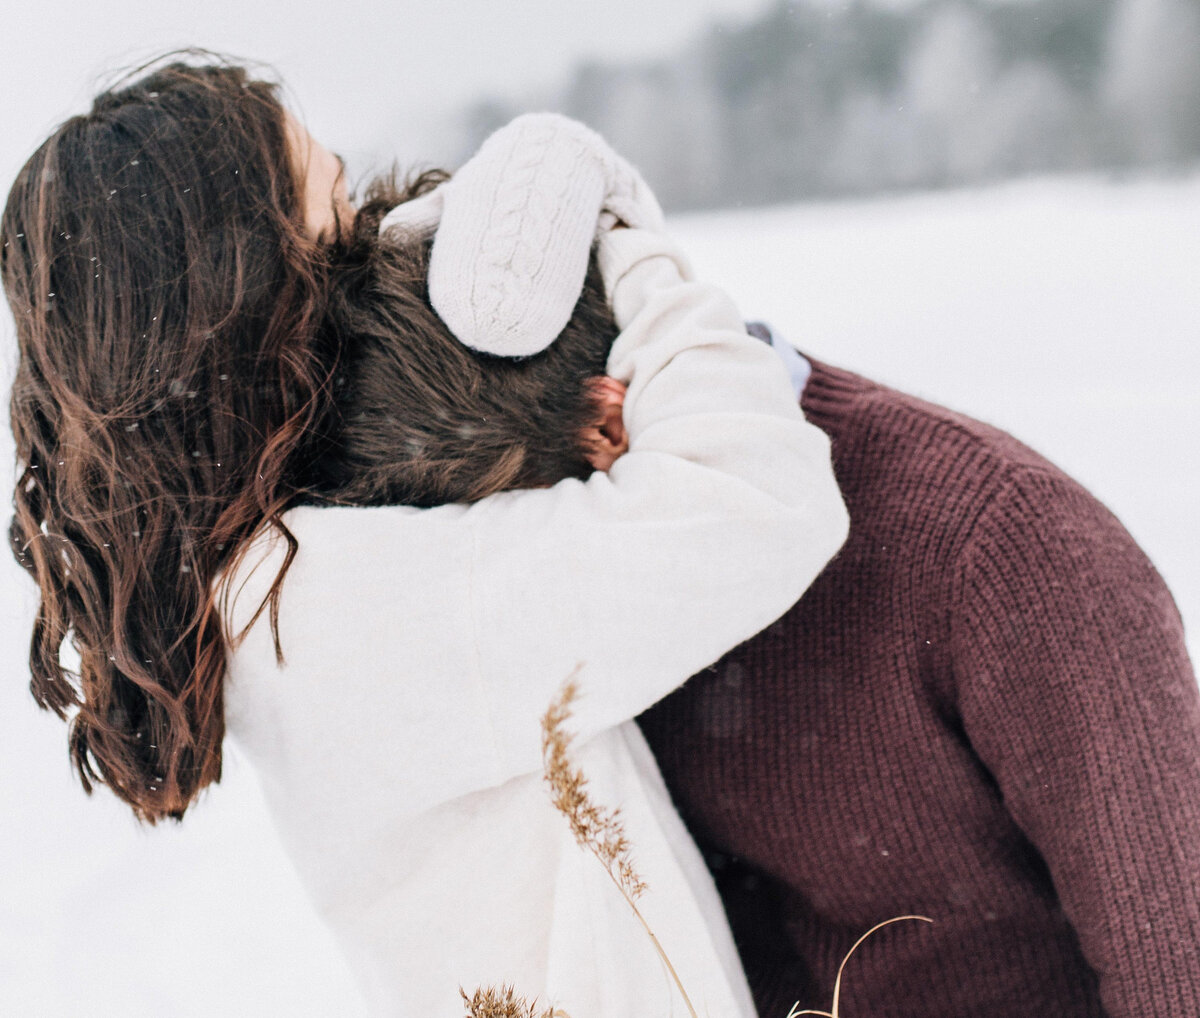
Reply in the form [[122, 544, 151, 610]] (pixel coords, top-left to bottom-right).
[[462, 117, 591, 351], [424, 112, 664, 357]]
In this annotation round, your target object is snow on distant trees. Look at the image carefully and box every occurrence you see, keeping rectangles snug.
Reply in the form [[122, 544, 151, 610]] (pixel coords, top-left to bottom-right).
[[1105, 0, 1200, 163], [458, 0, 1200, 207]]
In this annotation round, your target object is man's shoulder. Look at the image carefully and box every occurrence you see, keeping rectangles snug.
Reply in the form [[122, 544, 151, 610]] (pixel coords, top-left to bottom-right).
[[798, 359, 1179, 639], [796, 357, 1141, 578], [801, 357, 1070, 489]]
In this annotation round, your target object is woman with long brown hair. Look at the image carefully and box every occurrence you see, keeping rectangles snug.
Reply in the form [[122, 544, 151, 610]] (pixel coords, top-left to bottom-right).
[[2, 59, 339, 822], [2, 56, 848, 1012]]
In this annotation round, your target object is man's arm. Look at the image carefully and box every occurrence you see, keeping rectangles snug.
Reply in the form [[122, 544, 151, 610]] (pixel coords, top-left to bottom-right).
[[952, 465, 1200, 1015]]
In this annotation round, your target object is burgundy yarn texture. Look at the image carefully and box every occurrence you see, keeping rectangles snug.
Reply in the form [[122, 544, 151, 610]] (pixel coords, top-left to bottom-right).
[[638, 359, 1200, 1018]]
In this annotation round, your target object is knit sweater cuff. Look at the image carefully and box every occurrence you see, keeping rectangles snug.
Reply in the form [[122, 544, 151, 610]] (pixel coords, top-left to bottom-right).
[[796, 357, 871, 425]]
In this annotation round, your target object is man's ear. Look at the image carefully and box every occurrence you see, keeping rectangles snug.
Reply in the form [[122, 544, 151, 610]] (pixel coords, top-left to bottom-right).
[[580, 376, 629, 472]]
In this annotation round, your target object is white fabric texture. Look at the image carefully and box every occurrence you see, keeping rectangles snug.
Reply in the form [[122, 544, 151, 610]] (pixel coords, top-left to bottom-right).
[[380, 113, 665, 357], [223, 227, 848, 1017]]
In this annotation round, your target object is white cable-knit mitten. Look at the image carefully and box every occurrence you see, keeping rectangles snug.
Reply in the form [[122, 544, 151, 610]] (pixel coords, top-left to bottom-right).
[[380, 113, 664, 358]]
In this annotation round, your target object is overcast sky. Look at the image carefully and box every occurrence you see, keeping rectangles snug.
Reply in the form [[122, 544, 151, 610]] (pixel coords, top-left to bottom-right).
[[1, 0, 784, 187]]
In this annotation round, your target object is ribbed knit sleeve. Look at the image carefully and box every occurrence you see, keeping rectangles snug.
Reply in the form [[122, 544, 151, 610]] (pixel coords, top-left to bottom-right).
[[951, 465, 1200, 1016]]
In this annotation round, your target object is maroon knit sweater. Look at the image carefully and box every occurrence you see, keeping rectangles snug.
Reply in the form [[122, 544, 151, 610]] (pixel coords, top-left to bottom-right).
[[637, 359, 1200, 1018]]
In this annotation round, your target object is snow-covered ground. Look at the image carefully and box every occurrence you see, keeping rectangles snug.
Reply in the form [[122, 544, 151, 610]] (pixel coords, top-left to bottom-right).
[[1, 174, 1197, 1016]]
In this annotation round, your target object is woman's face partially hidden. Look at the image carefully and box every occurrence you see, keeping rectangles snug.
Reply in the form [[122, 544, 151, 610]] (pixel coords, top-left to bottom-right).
[[284, 111, 354, 243]]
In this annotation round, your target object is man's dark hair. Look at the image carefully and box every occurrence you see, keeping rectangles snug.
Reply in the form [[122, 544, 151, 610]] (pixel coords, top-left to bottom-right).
[[309, 172, 620, 508]]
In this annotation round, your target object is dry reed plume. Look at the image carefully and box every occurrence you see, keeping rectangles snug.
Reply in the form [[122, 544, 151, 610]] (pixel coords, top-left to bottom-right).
[[460, 985, 570, 1018], [541, 672, 647, 900], [540, 673, 701, 1015]]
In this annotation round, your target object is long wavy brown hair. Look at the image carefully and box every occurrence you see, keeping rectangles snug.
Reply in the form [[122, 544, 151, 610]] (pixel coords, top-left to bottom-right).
[[1, 58, 336, 822]]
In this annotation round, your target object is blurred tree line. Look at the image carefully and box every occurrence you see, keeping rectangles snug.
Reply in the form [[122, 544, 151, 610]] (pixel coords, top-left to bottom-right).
[[462, 0, 1200, 207]]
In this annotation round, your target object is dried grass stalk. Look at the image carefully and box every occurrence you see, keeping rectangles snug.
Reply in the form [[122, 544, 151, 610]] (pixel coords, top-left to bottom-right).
[[541, 672, 647, 899], [540, 674, 698, 1018], [786, 915, 934, 1018]]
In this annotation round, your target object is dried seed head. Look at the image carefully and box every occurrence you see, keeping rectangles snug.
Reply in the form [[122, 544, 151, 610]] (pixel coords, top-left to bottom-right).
[[540, 672, 647, 901], [460, 985, 569, 1018]]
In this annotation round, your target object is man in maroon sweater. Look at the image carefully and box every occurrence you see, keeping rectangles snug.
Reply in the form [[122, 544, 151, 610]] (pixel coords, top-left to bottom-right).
[[638, 347, 1200, 1017]]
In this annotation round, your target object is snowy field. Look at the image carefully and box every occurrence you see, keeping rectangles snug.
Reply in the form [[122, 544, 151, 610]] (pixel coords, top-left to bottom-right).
[[1, 173, 1197, 1016]]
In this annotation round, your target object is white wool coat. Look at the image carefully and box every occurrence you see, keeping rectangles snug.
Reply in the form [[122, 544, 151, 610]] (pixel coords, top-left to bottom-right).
[[223, 227, 848, 1016]]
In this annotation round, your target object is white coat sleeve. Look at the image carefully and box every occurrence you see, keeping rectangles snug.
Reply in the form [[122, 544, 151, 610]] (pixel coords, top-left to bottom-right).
[[467, 227, 849, 777]]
